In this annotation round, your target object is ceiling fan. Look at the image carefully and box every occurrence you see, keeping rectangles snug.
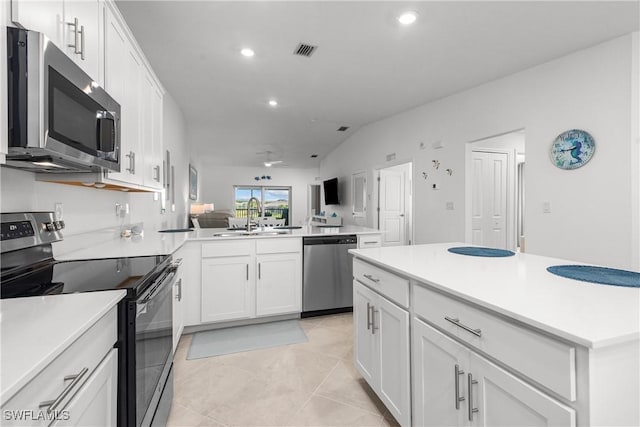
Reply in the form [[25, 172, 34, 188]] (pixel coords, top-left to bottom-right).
[[258, 150, 285, 167]]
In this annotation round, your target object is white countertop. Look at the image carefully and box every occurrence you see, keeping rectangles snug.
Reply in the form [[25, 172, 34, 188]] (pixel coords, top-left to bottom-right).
[[55, 225, 380, 260], [0, 290, 126, 405], [350, 243, 640, 349]]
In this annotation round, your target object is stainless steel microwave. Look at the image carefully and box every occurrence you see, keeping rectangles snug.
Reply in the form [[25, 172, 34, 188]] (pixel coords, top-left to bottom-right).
[[6, 27, 121, 172]]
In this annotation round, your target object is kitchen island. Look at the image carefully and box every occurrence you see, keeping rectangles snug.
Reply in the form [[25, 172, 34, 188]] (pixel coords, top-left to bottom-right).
[[349, 243, 639, 427]]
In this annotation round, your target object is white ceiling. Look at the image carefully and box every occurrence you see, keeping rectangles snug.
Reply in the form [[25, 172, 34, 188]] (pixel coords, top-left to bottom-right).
[[116, 1, 639, 168]]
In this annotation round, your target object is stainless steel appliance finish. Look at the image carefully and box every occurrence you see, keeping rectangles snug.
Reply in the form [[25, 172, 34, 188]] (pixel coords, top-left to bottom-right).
[[0, 213, 174, 427], [302, 235, 357, 317], [6, 28, 121, 172]]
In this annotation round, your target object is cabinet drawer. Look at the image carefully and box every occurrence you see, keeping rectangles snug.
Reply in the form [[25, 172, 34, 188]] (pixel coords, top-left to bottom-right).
[[353, 258, 409, 308], [256, 238, 301, 254], [202, 240, 254, 257], [2, 307, 118, 425], [357, 234, 382, 249], [413, 284, 576, 401]]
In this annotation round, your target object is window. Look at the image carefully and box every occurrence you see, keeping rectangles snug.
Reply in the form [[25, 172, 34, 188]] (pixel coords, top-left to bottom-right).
[[234, 186, 291, 225]]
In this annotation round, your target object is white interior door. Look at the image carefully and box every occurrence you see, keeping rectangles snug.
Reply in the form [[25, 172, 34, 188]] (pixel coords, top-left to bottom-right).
[[379, 164, 411, 246], [471, 151, 508, 249]]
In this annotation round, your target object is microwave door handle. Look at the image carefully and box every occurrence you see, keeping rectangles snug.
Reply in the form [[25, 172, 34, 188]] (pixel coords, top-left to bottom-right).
[[96, 111, 117, 156]]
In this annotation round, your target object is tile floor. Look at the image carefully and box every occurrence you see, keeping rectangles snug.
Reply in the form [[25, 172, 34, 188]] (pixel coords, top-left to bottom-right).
[[168, 313, 400, 427]]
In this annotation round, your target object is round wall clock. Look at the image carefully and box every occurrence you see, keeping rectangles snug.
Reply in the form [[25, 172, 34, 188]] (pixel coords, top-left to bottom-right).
[[549, 129, 596, 170]]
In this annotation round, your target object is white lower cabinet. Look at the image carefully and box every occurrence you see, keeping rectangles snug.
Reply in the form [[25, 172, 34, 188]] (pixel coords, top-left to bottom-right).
[[200, 238, 302, 324], [353, 280, 410, 427], [201, 255, 253, 323], [256, 252, 301, 316], [1, 307, 118, 427], [412, 318, 576, 427], [50, 349, 118, 427]]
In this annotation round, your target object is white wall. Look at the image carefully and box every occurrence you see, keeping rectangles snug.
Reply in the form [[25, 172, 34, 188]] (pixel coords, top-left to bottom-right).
[[320, 34, 639, 270], [1, 93, 189, 236], [197, 165, 319, 225]]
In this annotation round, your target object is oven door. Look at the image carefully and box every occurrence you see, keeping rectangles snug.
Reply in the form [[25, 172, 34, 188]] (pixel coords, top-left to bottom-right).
[[135, 269, 175, 427]]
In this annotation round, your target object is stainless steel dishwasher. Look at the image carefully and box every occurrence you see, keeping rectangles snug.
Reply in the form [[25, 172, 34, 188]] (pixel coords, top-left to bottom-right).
[[302, 235, 358, 317]]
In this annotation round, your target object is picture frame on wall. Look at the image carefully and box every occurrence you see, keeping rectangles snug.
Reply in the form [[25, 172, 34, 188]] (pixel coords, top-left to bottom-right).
[[189, 164, 198, 200]]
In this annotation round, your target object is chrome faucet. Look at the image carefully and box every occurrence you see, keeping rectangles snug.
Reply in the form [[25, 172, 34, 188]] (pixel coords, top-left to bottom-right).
[[246, 197, 262, 232]]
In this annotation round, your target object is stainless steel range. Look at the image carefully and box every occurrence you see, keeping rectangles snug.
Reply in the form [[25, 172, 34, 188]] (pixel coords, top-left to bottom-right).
[[0, 212, 178, 427]]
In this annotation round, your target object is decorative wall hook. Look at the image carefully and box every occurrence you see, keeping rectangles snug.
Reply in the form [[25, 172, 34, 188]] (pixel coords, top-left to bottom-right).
[[432, 160, 440, 170], [254, 175, 272, 181], [445, 168, 453, 176], [422, 172, 428, 180]]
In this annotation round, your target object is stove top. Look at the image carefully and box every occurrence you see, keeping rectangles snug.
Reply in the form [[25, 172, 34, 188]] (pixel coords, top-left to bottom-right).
[[1, 255, 169, 299]]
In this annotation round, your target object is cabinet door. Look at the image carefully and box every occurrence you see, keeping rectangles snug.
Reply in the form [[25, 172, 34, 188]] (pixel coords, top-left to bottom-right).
[[353, 281, 378, 385], [62, 0, 100, 82], [103, 6, 142, 185], [469, 352, 576, 427], [201, 256, 253, 323], [256, 252, 301, 316], [412, 318, 468, 427], [377, 296, 410, 427], [11, 0, 64, 47], [51, 348, 118, 427], [140, 71, 163, 189]]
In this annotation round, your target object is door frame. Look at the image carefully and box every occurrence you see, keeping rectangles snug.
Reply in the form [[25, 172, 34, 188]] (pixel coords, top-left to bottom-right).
[[375, 160, 414, 245]]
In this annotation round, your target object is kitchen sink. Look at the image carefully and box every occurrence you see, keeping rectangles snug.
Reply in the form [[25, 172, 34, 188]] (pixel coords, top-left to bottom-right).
[[212, 230, 289, 237]]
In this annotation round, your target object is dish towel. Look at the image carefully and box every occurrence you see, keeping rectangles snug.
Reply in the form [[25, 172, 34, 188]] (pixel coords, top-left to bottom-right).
[[547, 265, 640, 288], [448, 246, 515, 257]]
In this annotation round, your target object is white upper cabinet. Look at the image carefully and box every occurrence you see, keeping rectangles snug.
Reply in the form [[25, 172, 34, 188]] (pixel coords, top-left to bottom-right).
[[62, 0, 101, 83], [11, 0, 64, 47], [141, 70, 163, 189], [102, 1, 163, 190], [11, 0, 101, 83]]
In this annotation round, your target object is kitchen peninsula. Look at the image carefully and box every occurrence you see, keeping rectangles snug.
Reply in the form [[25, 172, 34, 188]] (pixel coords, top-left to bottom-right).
[[350, 243, 640, 427]]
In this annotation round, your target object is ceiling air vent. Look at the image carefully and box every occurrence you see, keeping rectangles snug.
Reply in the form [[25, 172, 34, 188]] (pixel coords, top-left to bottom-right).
[[337, 126, 350, 132], [294, 43, 318, 57]]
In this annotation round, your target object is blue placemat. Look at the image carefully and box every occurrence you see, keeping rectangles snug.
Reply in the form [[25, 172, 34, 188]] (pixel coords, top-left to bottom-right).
[[547, 265, 640, 288], [448, 246, 515, 257]]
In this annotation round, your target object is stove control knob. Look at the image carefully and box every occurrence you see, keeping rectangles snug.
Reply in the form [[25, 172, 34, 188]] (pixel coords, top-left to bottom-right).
[[54, 221, 62, 230], [45, 222, 55, 232]]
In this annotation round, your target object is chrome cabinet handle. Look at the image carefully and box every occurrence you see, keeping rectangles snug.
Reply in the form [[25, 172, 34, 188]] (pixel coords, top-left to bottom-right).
[[258, 263, 261, 279], [445, 316, 482, 337], [371, 307, 379, 334], [363, 274, 380, 283], [67, 18, 80, 54], [246, 264, 249, 281], [366, 302, 372, 330], [363, 241, 378, 245], [468, 373, 479, 421], [175, 278, 182, 301], [154, 165, 161, 182], [131, 152, 136, 174], [39, 367, 88, 413], [126, 152, 134, 173], [79, 25, 85, 60], [454, 364, 465, 409]]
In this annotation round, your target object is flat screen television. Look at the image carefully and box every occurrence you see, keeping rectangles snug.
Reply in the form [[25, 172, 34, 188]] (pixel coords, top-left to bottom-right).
[[323, 178, 340, 205]]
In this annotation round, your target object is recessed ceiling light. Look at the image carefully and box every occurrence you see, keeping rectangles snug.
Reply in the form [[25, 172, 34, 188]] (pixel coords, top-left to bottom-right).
[[398, 11, 418, 25], [240, 48, 255, 57], [268, 99, 278, 107]]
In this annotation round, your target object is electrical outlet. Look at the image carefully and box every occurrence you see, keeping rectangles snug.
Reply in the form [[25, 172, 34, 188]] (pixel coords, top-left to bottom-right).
[[543, 201, 552, 213], [446, 202, 454, 210], [54, 203, 63, 220]]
